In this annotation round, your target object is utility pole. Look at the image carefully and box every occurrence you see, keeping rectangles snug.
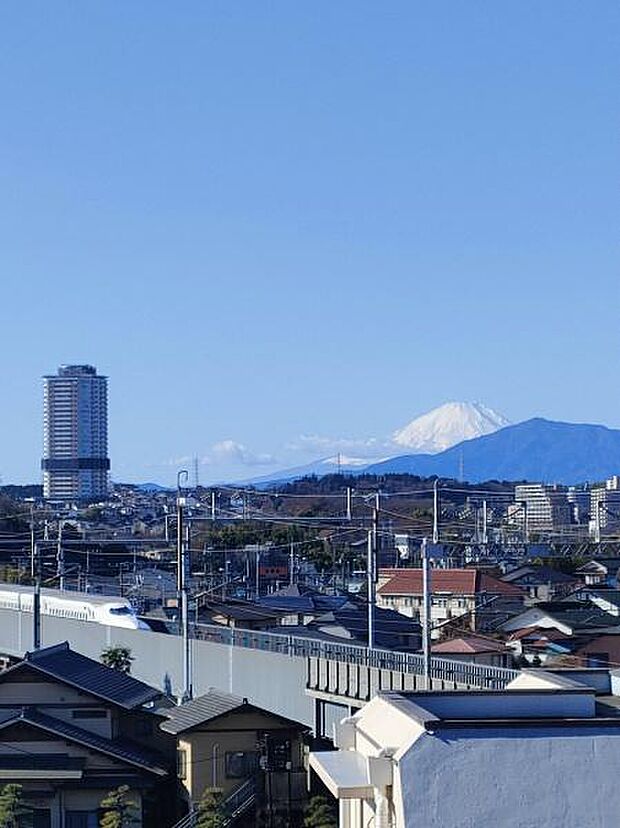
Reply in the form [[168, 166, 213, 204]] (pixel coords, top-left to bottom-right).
[[177, 470, 192, 702], [421, 537, 431, 689], [30, 504, 35, 580], [56, 520, 65, 591], [367, 494, 380, 650], [432, 479, 440, 545], [289, 542, 294, 586], [482, 500, 488, 547], [210, 489, 216, 521], [346, 487, 352, 522], [255, 549, 261, 598], [33, 542, 41, 650]]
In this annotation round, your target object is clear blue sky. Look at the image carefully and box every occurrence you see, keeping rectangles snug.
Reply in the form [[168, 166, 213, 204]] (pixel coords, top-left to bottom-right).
[[0, 2, 618, 485]]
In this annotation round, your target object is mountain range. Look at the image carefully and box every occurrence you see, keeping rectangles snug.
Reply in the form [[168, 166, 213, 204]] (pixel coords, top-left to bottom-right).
[[364, 418, 620, 484], [241, 404, 620, 487]]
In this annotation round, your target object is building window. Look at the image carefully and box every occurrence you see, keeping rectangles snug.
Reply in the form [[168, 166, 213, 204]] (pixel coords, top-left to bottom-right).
[[225, 751, 258, 778], [177, 748, 188, 780]]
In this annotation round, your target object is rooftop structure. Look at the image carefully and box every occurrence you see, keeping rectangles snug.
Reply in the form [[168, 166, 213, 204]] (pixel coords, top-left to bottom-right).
[[310, 670, 620, 827]]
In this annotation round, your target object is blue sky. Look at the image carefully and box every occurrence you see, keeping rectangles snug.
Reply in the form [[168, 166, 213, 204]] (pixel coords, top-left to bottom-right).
[[0, 2, 618, 485]]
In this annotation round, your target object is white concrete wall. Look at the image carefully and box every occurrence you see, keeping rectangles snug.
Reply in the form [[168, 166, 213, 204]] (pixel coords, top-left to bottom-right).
[[0, 608, 315, 726]]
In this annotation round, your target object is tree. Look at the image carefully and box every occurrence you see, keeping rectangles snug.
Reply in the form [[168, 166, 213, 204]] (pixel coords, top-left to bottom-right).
[[195, 787, 226, 828], [99, 785, 139, 828], [100, 646, 133, 674], [0, 783, 26, 828], [303, 795, 337, 828]]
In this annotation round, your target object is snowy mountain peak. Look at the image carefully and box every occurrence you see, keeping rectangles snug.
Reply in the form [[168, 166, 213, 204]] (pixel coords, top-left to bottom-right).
[[392, 402, 510, 454]]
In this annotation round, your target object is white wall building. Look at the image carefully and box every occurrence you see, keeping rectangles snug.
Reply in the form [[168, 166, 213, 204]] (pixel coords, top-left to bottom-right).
[[42, 365, 109, 500], [511, 483, 572, 534], [310, 670, 620, 827], [590, 476, 620, 537]]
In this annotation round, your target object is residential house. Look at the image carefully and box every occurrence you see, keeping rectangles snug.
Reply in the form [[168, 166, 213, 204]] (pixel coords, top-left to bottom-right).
[[430, 635, 513, 667], [160, 689, 309, 824], [197, 599, 283, 631], [575, 558, 620, 587], [267, 598, 422, 652], [309, 669, 620, 827], [0, 641, 174, 828], [501, 564, 578, 603], [377, 568, 524, 637], [501, 600, 620, 637]]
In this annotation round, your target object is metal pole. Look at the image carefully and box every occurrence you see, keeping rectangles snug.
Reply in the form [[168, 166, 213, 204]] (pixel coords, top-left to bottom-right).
[[33, 542, 41, 650], [255, 549, 260, 598], [346, 487, 352, 521], [367, 529, 374, 649], [182, 520, 192, 701], [432, 480, 439, 545], [211, 489, 216, 521], [30, 505, 35, 580], [289, 542, 294, 586], [595, 499, 602, 545], [421, 537, 431, 689], [57, 520, 65, 591], [176, 470, 191, 702], [482, 500, 488, 546], [367, 497, 380, 650]]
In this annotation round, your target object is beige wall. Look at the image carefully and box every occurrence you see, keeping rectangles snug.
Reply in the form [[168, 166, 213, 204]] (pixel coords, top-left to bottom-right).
[[177, 708, 305, 806]]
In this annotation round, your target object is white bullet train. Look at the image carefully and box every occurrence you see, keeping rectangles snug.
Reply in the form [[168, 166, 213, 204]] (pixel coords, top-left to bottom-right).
[[0, 583, 149, 630]]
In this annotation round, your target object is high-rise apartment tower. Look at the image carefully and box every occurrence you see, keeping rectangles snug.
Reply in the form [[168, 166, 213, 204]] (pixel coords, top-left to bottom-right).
[[42, 365, 110, 500]]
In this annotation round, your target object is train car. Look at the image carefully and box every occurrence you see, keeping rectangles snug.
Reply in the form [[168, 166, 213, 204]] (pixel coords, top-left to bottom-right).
[[0, 583, 149, 630]]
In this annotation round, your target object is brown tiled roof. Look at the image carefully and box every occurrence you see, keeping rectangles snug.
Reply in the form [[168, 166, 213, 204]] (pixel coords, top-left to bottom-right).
[[377, 569, 523, 598], [431, 636, 507, 654]]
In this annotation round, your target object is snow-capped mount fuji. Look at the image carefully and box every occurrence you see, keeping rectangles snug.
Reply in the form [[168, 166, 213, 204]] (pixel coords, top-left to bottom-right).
[[392, 402, 510, 454]]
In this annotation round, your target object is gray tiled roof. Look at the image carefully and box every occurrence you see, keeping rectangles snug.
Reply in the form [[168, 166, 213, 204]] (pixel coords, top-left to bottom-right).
[[160, 689, 246, 734], [12, 642, 160, 709], [0, 708, 167, 775]]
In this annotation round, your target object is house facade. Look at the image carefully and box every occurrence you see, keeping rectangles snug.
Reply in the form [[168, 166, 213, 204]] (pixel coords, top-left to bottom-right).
[[0, 642, 174, 828], [377, 568, 523, 636], [160, 689, 309, 824]]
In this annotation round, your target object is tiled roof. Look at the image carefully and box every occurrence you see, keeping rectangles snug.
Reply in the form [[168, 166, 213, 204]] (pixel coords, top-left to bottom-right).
[[514, 602, 620, 632], [502, 566, 577, 585], [587, 590, 620, 608], [11, 642, 160, 710], [161, 689, 247, 734], [0, 708, 167, 775], [378, 569, 523, 597], [431, 636, 507, 654], [161, 689, 309, 735]]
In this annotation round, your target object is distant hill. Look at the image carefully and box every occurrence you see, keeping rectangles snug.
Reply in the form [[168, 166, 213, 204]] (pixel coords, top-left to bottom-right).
[[364, 418, 620, 484], [236, 456, 376, 489]]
